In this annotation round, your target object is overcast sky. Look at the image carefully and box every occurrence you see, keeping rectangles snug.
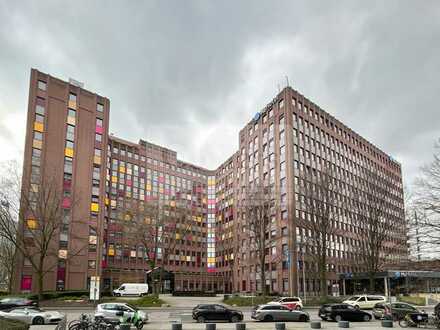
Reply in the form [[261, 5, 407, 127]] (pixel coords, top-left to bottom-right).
[[0, 1, 439, 186]]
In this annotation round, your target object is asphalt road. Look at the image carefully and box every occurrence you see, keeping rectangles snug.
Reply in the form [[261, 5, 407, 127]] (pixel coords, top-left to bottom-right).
[[29, 306, 436, 330]]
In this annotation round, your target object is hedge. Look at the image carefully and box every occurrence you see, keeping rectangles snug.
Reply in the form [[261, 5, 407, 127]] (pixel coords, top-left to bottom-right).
[[172, 291, 217, 297], [0, 317, 29, 330]]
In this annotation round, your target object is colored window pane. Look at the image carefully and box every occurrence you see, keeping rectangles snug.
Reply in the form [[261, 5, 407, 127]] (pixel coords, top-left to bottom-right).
[[68, 100, 76, 109], [108, 248, 115, 256], [65, 147, 74, 157], [21, 276, 32, 291], [67, 116, 76, 125], [27, 219, 37, 229], [90, 203, 99, 212], [93, 156, 101, 165], [34, 122, 44, 132], [58, 250, 67, 259]]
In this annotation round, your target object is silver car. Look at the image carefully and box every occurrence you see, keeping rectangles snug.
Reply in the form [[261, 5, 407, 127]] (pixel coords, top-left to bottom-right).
[[0, 307, 64, 325], [251, 304, 309, 322], [95, 302, 148, 323]]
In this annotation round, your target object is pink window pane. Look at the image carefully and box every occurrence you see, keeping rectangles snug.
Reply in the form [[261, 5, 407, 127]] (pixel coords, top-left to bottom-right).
[[62, 197, 71, 209], [95, 125, 103, 134], [21, 275, 32, 291]]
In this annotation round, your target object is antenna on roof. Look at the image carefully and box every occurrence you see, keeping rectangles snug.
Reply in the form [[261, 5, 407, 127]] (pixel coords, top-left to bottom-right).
[[277, 83, 281, 93], [285, 75, 290, 87]]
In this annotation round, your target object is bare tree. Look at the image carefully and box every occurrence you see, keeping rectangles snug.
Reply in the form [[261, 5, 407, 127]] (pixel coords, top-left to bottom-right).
[[412, 139, 440, 256], [0, 238, 15, 292], [124, 195, 193, 294], [238, 183, 277, 297], [299, 166, 339, 299], [352, 167, 394, 292], [0, 161, 87, 300]]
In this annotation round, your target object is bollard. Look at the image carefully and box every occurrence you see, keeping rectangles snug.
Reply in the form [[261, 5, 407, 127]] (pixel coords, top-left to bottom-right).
[[171, 323, 183, 330], [206, 324, 216, 330], [311, 321, 322, 329], [338, 320, 349, 328], [236, 323, 246, 330], [381, 320, 393, 328], [275, 323, 286, 330]]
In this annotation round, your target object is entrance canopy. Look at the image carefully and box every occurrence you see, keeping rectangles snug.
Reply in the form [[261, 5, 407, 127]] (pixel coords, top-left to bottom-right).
[[339, 270, 440, 280]]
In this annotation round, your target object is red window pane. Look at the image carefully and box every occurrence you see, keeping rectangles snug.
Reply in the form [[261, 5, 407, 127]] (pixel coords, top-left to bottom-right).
[[21, 275, 32, 291]]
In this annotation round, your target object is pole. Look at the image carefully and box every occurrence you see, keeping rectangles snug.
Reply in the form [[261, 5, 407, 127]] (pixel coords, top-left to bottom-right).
[[302, 251, 306, 303]]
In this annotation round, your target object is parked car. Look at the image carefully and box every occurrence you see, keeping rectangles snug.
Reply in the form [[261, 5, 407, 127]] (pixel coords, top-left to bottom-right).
[[319, 303, 372, 322], [113, 283, 149, 297], [267, 297, 303, 310], [372, 302, 419, 320], [0, 307, 64, 325], [0, 297, 38, 311], [95, 303, 148, 325], [343, 295, 386, 309], [192, 304, 243, 323], [251, 304, 309, 322]]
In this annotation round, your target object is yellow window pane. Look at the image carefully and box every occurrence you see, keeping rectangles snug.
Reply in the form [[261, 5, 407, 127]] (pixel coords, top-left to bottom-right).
[[27, 219, 37, 229], [175, 233, 180, 239], [186, 256, 191, 261], [159, 187, 164, 193], [208, 257, 215, 263], [105, 198, 109, 205], [108, 248, 115, 256], [65, 147, 74, 157], [32, 139, 42, 149], [93, 156, 101, 165], [170, 201, 176, 207], [202, 198, 207, 203], [67, 116, 76, 125], [68, 100, 77, 109], [111, 176, 117, 183], [89, 235, 97, 244], [146, 184, 151, 191], [119, 166, 125, 173], [90, 203, 99, 212], [34, 122, 44, 132]]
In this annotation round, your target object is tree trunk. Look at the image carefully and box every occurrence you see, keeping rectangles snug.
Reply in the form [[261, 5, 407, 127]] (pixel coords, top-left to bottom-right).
[[319, 261, 327, 299], [369, 274, 375, 293], [261, 256, 267, 297]]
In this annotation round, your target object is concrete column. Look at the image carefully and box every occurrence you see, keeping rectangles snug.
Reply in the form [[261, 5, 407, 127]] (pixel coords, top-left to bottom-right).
[[342, 279, 346, 296], [384, 277, 389, 301]]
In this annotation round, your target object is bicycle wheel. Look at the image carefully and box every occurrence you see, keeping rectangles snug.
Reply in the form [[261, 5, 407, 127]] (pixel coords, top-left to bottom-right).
[[399, 319, 409, 328]]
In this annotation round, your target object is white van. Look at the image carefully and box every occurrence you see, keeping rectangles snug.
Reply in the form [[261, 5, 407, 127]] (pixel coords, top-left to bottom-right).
[[343, 295, 386, 309], [113, 283, 149, 297]]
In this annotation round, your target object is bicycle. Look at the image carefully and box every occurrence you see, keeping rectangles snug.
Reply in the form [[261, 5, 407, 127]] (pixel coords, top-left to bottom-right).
[[399, 312, 440, 329]]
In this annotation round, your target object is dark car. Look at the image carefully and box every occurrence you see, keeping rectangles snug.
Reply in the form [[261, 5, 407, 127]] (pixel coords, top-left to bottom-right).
[[192, 304, 243, 323], [0, 298, 38, 311], [372, 302, 418, 320], [319, 303, 372, 322]]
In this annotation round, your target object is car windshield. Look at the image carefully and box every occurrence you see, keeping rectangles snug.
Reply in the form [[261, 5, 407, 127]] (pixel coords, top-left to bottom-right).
[[347, 296, 360, 301], [125, 304, 138, 311]]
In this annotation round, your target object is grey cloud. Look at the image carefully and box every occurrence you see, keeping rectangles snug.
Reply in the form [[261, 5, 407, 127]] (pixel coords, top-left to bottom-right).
[[0, 0, 439, 186]]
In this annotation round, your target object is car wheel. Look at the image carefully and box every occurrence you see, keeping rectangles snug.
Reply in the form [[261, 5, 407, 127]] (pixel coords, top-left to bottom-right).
[[335, 315, 342, 322], [197, 316, 206, 323], [354, 305, 360, 310], [363, 314, 371, 322], [33, 316, 45, 325], [295, 305, 302, 310], [264, 315, 274, 322], [136, 321, 144, 329], [299, 315, 307, 322], [230, 315, 240, 323]]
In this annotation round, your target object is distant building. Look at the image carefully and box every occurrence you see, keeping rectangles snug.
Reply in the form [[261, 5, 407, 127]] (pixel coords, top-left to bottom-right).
[[15, 69, 407, 294]]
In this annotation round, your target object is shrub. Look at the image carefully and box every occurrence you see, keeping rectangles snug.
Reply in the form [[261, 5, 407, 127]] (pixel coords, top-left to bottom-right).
[[172, 291, 216, 297], [0, 316, 30, 329], [222, 296, 274, 307], [398, 295, 426, 306]]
